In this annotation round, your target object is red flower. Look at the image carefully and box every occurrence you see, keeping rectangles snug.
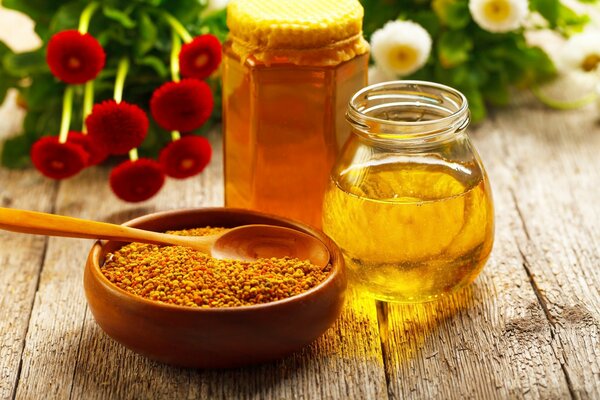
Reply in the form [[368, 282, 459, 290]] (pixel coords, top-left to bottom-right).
[[31, 136, 89, 179], [46, 30, 105, 84], [179, 34, 222, 80], [66, 131, 108, 166], [110, 158, 165, 202], [150, 79, 213, 132], [86, 100, 149, 155], [159, 135, 212, 179]]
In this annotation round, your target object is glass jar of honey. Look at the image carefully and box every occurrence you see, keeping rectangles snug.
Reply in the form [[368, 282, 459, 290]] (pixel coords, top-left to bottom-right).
[[323, 81, 495, 303], [222, 0, 369, 228]]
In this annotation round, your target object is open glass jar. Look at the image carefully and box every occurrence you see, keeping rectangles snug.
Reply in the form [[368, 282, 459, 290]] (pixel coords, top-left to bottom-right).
[[322, 81, 494, 303]]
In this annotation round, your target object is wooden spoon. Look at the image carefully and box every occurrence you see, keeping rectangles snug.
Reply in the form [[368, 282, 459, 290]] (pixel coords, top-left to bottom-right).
[[0, 207, 330, 267]]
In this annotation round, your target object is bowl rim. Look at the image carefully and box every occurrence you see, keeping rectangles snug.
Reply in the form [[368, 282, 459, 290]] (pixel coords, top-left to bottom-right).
[[87, 207, 345, 313]]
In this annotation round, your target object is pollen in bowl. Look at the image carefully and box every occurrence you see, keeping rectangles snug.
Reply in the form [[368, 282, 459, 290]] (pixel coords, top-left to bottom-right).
[[322, 158, 494, 303]]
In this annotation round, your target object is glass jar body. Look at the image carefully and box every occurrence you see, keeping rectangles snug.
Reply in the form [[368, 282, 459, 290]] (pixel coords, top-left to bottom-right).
[[222, 42, 368, 228], [322, 82, 494, 303]]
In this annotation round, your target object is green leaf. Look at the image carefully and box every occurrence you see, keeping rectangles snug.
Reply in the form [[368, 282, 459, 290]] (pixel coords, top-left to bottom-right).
[[136, 12, 159, 56], [21, 74, 62, 111], [433, 0, 470, 29], [0, 74, 15, 105], [462, 88, 486, 123], [49, 3, 84, 33], [1, 134, 33, 169], [136, 55, 169, 78], [2, 49, 47, 78], [360, 0, 404, 40], [438, 31, 473, 68], [411, 10, 441, 37], [481, 71, 510, 105], [103, 6, 137, 29], [557, 4, 589, 35], [530, 0, 559, 27], [200, 8, 229, 42], [165, 0, 203, 24]]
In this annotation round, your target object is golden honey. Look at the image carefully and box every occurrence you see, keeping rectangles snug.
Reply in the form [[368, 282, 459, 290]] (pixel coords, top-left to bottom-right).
[[323, 159, 494, 303], [222, 0, 369, 227]]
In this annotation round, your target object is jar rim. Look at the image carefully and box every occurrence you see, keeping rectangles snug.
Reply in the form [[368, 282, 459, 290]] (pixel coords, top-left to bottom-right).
[[347, 80, 470, 141]]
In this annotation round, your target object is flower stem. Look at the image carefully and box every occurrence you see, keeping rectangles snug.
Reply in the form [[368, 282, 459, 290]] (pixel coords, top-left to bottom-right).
[[161, 11, 193, 43], [171, 131, 181, 141], [129, 148, 139, 162], [78, 2, 99, 34], [114, 57, 130, 103], [58, 86, 74, 144], [171, 30, 182, 83], [82, 80, 94, 133]]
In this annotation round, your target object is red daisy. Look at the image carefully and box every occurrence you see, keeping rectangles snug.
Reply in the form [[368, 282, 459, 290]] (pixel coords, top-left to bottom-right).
[[110, 158, 165, 202], [159, 135, 212, 179], [31, 136, 89, 179], [66, 131, 108, 166], [179, 34, 222, 80], [46, 30, 105, 84], [86, 100, 149, 155], [150, 79, 213, 132]]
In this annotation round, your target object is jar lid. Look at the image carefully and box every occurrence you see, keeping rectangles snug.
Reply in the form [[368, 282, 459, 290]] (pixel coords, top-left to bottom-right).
[[226, 0, 369, 66]]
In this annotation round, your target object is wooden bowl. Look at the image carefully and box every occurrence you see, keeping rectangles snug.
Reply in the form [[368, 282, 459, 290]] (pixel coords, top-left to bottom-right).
[[84, 208, 346, 368]]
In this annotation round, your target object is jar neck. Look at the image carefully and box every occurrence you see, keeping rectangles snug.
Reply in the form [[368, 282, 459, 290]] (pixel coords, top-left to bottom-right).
[[346, 80, 470, 147]]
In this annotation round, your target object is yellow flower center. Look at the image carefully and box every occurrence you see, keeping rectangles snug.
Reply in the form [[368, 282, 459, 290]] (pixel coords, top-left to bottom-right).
[[195, 54, 209, 68], [483, 0, 511, 22], [180, 158, 195, 171], [68, 56, 82, 69], [50, 160, 65, 170], [581, 54, 600, 72], [387, 45, 419, 72]]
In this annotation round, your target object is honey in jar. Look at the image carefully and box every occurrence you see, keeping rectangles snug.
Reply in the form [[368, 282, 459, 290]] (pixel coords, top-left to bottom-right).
[[222, 0, 369, 228], [322, 81, 495, 303]]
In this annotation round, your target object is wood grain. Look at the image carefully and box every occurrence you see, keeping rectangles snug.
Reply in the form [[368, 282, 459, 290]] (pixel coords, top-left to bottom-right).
[[492, 101, 600, 399], [0, 92, 58, 400]]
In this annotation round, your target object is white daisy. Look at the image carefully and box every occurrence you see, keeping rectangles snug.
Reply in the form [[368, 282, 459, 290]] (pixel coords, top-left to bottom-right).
[[469, 0, 529, 33], [561, 31, 600, 74], [204, 0, 230, 13], [370, 20, 432, 77]]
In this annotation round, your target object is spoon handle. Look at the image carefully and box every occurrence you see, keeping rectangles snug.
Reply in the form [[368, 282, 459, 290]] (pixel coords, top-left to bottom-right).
[[0, 207, 212, 251]]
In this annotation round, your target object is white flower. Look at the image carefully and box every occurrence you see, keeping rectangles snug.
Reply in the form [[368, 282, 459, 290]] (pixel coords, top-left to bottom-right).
[[204, 0, 230, 14], [469, 0, 529, 33], [561, 31, 600, 74], [370, 20, 432, 77]]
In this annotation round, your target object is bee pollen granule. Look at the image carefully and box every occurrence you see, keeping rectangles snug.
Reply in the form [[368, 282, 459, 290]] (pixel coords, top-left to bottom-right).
[[101, 227, 331, 308]]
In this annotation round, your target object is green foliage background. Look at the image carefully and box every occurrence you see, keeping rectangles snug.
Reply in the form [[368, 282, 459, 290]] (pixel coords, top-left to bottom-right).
[[0, 0, 594, 168], [361, 0, 593, 122], [0, 0, 228, 168]]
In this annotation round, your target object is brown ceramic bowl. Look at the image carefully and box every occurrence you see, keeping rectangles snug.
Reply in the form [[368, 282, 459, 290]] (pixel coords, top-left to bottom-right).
[[84, 208, 346, 368]]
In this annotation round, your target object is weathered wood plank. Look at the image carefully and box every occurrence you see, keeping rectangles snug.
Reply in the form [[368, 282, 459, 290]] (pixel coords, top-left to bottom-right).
[[493, 102, 600, 399], [0, 92, 58, 400]]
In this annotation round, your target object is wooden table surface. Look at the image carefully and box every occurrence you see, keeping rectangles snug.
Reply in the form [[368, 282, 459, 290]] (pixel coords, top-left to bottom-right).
[[1, 8, 599, 400]]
